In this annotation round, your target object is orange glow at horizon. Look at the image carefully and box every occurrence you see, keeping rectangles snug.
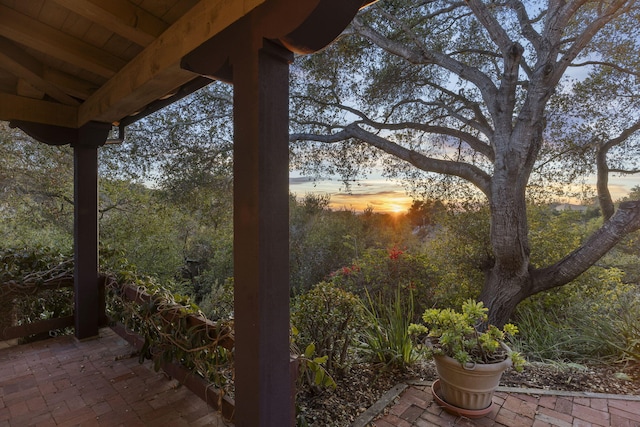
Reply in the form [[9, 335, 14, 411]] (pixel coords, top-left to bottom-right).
[[290, 174, 639, 215], [319, 191, 413, 214], [289, 175, 416, 214]]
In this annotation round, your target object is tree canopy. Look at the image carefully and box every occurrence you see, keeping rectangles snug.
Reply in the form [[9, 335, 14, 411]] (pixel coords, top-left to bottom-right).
[[289, 0, 640, 325]]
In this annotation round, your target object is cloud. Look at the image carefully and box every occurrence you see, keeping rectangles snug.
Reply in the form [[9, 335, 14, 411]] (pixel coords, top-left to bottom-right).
[[289, 176, 314, 185]]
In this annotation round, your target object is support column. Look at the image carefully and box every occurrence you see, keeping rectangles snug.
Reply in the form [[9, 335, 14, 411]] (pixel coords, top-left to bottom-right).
[[72, 123, 109, 340], [232, 38, 293, 427]]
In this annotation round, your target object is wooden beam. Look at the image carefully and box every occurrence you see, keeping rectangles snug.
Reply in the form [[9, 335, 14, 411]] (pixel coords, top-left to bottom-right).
[[0, 93, 78, 127], [0, 37, 80, 105], [78, 0, 267, 126], [0, 4, 125, 79], [42, 68, 100, 100], [16, 79, 44, 99], [50, 0, 167, 47], [0, 315, 75, 341]]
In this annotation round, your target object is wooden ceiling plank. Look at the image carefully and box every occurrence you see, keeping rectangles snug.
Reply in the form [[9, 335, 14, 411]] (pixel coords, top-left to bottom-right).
[[0, 37, 81, 105], [51, 0, 162, 47], [162, 0, 199, 23], [0, 93, 77, 127], [38, 1, 71, 30], [78, 0, 267, 126], [0, 4, 126, 79]]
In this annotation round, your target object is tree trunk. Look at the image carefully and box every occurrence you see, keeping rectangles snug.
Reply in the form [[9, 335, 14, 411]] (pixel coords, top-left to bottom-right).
[[479, 269, 530, 327]]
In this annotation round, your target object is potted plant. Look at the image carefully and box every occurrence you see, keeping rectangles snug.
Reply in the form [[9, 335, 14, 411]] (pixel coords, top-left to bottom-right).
[[409, 299, 525, 416]]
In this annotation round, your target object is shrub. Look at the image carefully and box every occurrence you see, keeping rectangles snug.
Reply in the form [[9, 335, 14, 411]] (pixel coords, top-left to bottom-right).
[[513, 270, 639, 363], [329, 247, 435, 319], [291, 282, 365, 375], [582, 290, 640, 363], [197, 277, 234, 321], [0, 247, 75, 338]]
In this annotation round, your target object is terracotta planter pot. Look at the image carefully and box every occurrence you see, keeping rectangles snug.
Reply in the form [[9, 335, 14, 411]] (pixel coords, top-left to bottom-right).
[[433, 352, 511, 410]]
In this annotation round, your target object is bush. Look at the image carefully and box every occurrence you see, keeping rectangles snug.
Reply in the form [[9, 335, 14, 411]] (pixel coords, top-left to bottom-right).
[[513, 270, 639, 363], [197, 277, 234, 321], [0, 247, 75, 338], [328, 246, 435, 319], [582, 290, 640, 363], [291, 282, 365, 375]]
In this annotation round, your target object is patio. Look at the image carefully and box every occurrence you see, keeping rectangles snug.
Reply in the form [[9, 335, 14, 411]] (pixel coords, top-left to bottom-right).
[[0, 328, 230, 427], [358, 379, 640, 427], [2, 330, 639, 427]]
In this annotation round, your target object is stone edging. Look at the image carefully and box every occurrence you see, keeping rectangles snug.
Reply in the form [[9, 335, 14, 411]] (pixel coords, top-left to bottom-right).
[[351, 380, 640, 427], [351, 383, 408, 427]]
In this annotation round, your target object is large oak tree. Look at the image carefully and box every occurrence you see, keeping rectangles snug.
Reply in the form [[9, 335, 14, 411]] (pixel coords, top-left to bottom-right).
[[290, 0, 640, 325]]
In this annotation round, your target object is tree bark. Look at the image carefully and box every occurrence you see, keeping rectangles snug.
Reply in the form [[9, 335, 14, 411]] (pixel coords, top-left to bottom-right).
[[482, 200, 640, 326]]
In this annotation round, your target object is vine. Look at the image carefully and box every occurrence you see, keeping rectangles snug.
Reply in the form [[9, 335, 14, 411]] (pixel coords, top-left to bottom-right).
[[105, 270, 235, 396]]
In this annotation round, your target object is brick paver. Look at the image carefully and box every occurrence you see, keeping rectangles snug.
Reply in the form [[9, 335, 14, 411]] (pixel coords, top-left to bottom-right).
[[0, 328, 230, 426], [2, 331, 639, 427], [371, 382, 640, 427]]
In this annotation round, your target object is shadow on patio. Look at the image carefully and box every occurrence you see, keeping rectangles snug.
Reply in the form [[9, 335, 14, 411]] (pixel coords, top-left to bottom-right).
[[0, 328, 231, 427]]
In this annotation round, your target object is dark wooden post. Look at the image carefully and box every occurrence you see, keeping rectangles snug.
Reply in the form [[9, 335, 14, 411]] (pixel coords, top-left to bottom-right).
[[232, 37, 293, 427], [71, 123, 109, 340]]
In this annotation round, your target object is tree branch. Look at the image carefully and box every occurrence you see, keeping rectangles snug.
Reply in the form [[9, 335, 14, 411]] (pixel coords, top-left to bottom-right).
[[291, 124, 492, 196], [506, 0, 543, 53], [570, 60, 640, 78], [555, 0, 632, 84], [464, 0, 514, 54], [532, 201, 640, 293], [350, 16, 500, 117]]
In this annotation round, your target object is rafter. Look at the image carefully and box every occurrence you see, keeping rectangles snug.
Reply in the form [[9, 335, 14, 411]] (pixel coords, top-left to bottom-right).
[[0, 93, 77, 128], [0, 37, 80, 105], [78, 0, 267, 125], [42, 68, 100, 101], [0, 4, 126, 79]]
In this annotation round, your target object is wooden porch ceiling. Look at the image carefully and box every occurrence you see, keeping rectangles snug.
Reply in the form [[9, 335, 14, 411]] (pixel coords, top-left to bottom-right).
[[0, 0, 312, 131], [0, 0, 230, 128]]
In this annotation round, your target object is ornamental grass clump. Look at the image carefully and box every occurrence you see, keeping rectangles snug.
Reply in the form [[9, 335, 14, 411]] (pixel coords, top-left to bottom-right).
[[409, 299, 525, 371]]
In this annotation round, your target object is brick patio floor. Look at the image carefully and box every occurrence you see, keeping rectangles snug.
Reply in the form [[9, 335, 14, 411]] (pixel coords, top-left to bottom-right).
[[0, 328, 230, 427], [368, 381, 640, 427], [3, 330, 640, 427]]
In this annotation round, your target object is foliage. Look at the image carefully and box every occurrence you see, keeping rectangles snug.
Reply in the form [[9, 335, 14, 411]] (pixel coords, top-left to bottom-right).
[[423, 205, 491, 308], [290, 0, 640, 326], [291, 326, 336, 391], [410, 300, 525, 372], [100, 82, 234, 187], [289, 193, 421, 293], [106, 268, 234, 391], [513, 272, 640, 363], [0, 247, 74, 335], [99, 180, 187, 283], [0, 124, 74, 250], [328, 246, 435, 317], [197, 277, 234, 322], [359, 287, 419, 370], [587, 291, 640, 363], [291, 282, 365, 375]]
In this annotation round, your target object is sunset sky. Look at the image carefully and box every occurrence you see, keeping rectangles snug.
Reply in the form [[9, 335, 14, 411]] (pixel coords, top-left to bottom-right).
[[289, 173, 640, 214]]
